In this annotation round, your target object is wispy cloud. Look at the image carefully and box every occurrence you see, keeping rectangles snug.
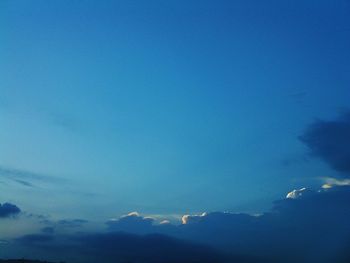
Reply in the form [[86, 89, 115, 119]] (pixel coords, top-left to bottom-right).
[[0, 165, 100, 201], [0, 165, 66, 188], [57, 219, 88, 228], [288, 91, 307, 105], [321, 177, 350, 189], [12, 179, 35, 188], [47, 111, 82, 132]]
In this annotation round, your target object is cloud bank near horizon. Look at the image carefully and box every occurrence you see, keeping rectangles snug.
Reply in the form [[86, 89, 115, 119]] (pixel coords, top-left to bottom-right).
[[2, 110, 350, 262], [2, 184, 350, 263]]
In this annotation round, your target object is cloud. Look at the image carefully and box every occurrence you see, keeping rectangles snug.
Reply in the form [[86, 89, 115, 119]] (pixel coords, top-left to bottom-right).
[[321, 177, 350, 189], [41, 227, 55, 234], [0, 166, 98, 199], [0, 166, 65, 187], [102, 187, 350, 262], [299, 111, 350, 175], [5, 187, 350, 262], [106, 212, 155, 234], [57, 219, 88, 228], [17, 234, 54, 245], [176, 187, 350, 262], [0, 202, 21, 218], [25, 213, 52, 225], [48, 112, 82, 133], [14, 232, 229, 263], [181, 212, 207, 224], [12, 179, 35, 188], [285, 187, 314, 199], [74, 232, 228, 263]]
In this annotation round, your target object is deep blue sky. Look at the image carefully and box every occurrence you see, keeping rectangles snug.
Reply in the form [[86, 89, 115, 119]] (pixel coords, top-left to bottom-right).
[[1, 0, 350, 223]]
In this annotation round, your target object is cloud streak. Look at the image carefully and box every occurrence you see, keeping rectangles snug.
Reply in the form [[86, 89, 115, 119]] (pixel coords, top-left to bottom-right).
[[0, 166, 66, 188]]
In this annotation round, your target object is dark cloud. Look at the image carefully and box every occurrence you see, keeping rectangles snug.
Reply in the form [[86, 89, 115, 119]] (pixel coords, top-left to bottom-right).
[[181, 186, 350, 263], [105, 187, 350, 263], [73, 232, 230, 263], [265, 186, 350, 262], [0, 260, 50, 263], [14, 232, 231, 263], [17, 234, 54, 246], [57, 219, 88, 228], [0, 203, 21, 218], [299, 112, 350, 175], [271, 185, 350, 226], [41, 227, 55, 234]]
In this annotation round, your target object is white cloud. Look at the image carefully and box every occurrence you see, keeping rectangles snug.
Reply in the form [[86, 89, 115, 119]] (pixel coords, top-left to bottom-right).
[[123, 211, 140, 217], [181, 212, 207, 224], [321, 177, 350, 189], [286, 187, 313, 199]]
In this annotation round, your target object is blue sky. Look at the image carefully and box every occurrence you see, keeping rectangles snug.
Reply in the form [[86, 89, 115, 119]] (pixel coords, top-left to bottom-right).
[[1, 0, 350, 224]]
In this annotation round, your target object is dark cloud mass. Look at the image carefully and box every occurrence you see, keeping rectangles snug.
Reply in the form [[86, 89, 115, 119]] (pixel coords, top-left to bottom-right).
[[41, 227, 55, 234], [73, 232, 230, 263], [167, 186, 350, 263], [299, 112, 350, 175], [14, 232, 231, 263], [8, 186, 350, 263], [0, 203, 21, 218], [17, 234, 54, 245]]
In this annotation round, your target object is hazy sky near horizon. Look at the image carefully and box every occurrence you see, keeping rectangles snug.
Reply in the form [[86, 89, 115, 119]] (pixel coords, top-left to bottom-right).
[[1, 0, 350, 221]]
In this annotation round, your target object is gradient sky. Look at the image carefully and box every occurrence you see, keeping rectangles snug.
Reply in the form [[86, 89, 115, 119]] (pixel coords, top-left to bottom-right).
[[1, 0, 350, 223]]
